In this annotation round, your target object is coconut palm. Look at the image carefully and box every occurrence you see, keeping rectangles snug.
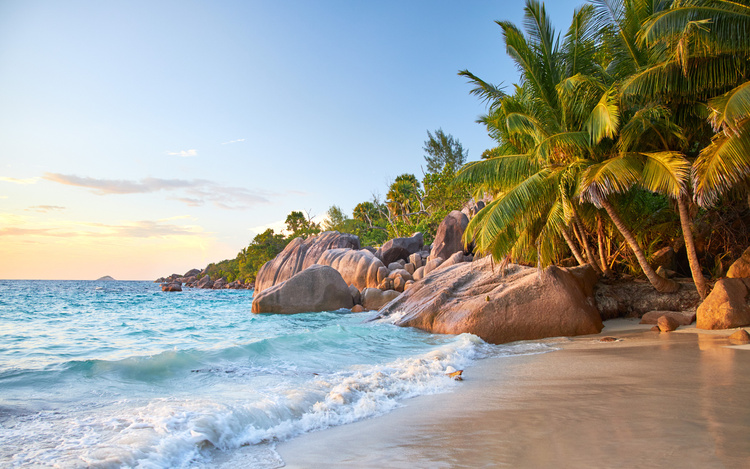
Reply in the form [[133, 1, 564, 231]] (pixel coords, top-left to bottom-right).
[[461, 0, 690, 293], [457, 1, 609, 271], [622, 0, 750, 206], [588, 0, 714, 295], [607, 0, 750, 295]]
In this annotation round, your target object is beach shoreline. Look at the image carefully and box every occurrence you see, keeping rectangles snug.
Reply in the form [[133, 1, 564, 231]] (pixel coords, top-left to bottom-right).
[[276, 319, 750, 468]]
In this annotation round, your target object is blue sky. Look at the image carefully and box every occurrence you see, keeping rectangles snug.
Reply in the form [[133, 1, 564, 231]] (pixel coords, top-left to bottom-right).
[[0, 0, 583, 280]]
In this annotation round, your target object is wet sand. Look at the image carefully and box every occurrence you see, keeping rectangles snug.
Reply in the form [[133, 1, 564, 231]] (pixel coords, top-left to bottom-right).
[[277, 319, 750, 468]]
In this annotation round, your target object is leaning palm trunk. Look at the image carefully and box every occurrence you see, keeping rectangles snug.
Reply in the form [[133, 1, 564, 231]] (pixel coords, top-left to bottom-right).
[[677, 195, 708, 299], [561, 226, 587, 266], [573, 212, 603, 275], [600, 199, 680, 293], [597, 215, 613, 277]]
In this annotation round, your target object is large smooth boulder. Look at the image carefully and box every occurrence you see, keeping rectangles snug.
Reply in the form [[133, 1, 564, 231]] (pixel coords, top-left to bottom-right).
[[362, 288, 401, 311], [373, 257, 603, 344], [376, 232, 424, 265], [697, 278, 750, 329], [428, 211, 469, 262], [727, 247, 750, 278], [255, 231, 360, 294], [251, 265, 354, 314], [316, 248, 386, 290]]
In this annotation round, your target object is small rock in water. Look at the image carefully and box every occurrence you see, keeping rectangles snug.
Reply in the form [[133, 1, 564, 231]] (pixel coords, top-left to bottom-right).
[[599, 336, 618, 342], [728, 329, 750, 344], [446, 369, 463, 381], [658, 315, 679, 332]]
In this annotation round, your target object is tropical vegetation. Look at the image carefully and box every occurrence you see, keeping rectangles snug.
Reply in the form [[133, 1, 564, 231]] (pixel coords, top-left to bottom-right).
[[458, 0, 750, 295]]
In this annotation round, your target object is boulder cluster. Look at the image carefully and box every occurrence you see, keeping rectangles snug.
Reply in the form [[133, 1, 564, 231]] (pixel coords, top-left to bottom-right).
[[250, 208, 607, 345], [157, 199, 750, 344], [156, 268, 251, 292], [251, 210, 473, 314]]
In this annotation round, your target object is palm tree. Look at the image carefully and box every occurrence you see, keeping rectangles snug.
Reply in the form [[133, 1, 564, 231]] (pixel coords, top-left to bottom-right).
[[461, 0, 687, 293], [587, 0, 711, 295], [457, 1, 609, 271], [617, 0, 750, 295]]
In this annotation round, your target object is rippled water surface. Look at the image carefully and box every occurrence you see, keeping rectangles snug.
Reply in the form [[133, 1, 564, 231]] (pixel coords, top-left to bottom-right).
[[0, 280, 552, 468]]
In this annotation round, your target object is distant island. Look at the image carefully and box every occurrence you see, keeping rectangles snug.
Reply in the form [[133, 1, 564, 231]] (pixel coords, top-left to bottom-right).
[[96, 276, 116, 281]]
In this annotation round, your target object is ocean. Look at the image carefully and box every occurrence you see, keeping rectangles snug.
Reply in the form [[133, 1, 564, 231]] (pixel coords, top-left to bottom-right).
[[0, 280, 553, 468]]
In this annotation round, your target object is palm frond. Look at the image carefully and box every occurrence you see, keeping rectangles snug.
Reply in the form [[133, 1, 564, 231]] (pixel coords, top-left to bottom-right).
[[458, 70, 506, 113], [707, 80, 750, 132], [456, 154, 541, 190], [693, 120, 750, 207], [639, 151, 690, 198], [579, 154, 642, 206], [585, 87, 620, 144], [534, 131, 590, 163], [641, 3, 750, 55], [618, 104, 687, 152], [562, 4, 598, 77]]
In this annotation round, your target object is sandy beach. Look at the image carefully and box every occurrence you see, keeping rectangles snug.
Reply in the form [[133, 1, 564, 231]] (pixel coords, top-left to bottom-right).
[[277, 319, 750, 468]]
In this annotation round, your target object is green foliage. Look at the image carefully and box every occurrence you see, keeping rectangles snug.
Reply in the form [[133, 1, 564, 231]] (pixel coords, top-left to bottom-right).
[[423, 129, 468, 174], [322, 205, 361, 234], [202, 259, 240, 284], [386, 174, 423, 222], [236, 228, 289, 284], [285, 211, 321, 239]]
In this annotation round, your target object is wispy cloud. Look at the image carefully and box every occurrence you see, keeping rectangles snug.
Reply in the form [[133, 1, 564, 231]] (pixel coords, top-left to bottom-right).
[[0, 219, 205, 239], [43, 173, 270, 210], [25, 205, 66, 213], [166, 149, 198, 157], [43, 173, 201, 195], [0, 176, 39, 185], [221, 138, 246, 145]]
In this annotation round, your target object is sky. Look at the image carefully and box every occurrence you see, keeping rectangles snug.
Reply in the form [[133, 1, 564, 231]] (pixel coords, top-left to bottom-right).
[[0, 0, 583, 280]]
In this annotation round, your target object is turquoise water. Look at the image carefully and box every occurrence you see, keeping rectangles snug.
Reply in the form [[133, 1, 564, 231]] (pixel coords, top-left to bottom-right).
[[0, 280, 552, 468]]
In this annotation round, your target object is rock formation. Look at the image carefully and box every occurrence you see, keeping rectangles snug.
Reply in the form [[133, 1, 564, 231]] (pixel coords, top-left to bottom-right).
[[428, 210, 469, 262], [255, 231, 360, 293], [161, 282, 182, 292], [729, 329, 750, 344], [657, 315, 679, 332], [361, 288, 401, 311], [251, 265, 353, 314], [373, 257, 603, 344], [727, 247, 750, 279], [316, 248, 386, 290], [376, 232, 424, 265], [697, 278, 750, 329]]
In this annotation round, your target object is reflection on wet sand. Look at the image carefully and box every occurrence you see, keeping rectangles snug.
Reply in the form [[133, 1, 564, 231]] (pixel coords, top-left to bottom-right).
[[698, 334, 750, 468]]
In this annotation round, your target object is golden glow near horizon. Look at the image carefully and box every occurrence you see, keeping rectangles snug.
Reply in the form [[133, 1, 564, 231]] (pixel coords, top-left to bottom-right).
[[0, 212, 233, 280]]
